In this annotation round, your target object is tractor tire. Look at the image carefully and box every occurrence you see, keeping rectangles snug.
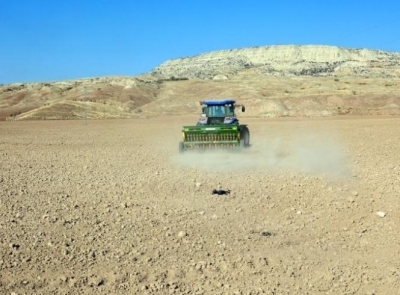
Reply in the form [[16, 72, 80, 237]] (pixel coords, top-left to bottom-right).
[[240, 126, 250, 147], [179, 141, 184, 154]]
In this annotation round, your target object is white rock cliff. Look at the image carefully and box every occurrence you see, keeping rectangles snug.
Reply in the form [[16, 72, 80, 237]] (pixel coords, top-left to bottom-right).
[[151, 44, 400, 79]]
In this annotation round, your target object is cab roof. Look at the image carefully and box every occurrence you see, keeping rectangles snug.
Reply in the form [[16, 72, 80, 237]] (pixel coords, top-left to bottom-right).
[[201, 99, 235, 106]]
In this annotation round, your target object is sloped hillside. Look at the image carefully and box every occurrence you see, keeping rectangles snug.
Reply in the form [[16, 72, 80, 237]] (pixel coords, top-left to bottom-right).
[[0, 76, 160, 121], [141, 75, 400, 118], [1, 45, 400, 121]]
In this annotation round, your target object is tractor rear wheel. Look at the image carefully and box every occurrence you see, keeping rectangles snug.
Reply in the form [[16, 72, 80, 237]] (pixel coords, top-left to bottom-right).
[[240, 126, 250, 147]]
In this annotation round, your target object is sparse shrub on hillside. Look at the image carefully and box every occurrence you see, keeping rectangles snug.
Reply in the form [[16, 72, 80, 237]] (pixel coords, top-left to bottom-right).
[[164, 76, 189, 82], [8, 111, 21, 118], [337, 106, 352, 115]]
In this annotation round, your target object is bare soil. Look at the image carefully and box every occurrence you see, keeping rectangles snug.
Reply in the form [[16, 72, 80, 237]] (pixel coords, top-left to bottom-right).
[[1, 116, 399, 294]]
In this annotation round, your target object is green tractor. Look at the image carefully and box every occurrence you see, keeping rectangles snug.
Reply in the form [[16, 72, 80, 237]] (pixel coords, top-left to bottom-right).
[[179, 99, 250, 153]]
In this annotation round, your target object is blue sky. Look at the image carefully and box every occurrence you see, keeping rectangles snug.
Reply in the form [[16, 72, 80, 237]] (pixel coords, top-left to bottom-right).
[[1, 0, 400, 84]]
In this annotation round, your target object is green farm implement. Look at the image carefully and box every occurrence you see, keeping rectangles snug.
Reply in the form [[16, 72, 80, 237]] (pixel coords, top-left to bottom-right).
[[179, 99, 250, 153]]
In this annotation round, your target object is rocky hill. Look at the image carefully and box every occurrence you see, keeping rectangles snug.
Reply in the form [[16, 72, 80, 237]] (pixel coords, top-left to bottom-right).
[[151, 45, 400, 80], [1, 44, 400, 121]]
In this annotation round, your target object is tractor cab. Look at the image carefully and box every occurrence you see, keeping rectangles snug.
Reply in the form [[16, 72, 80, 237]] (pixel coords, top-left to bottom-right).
[[196, 99, 245, 125]]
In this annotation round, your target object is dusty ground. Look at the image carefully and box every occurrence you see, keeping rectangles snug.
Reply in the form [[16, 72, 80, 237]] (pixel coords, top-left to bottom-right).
[[0, 116, 399, 294]]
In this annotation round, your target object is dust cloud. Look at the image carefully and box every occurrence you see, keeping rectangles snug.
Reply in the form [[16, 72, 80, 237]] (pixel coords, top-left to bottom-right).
[[173, 132, 352, 177]]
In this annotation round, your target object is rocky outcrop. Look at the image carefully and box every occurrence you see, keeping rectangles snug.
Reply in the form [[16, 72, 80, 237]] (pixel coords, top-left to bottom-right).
[[151, 45, 400, 80]]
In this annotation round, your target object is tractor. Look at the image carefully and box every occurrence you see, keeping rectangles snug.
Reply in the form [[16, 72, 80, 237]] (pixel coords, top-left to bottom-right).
[[179, 99, 250, 153]]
